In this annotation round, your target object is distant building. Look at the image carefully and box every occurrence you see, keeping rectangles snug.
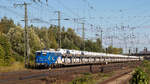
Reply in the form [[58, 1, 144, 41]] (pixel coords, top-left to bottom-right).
[[139, 48, 149, 54]]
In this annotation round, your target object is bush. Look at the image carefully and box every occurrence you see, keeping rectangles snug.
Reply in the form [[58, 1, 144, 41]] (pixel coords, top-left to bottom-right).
[[69, 73, 95, 84], [0, 33, 11, 65], [0, 45, 5, 66], [12, 51, 24, 62], [130, 68, 149, 84]]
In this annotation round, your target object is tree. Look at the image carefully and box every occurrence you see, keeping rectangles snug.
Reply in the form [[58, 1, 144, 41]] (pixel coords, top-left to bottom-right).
[[7, 27, 25, 55], [48, 27, 58, 49], [62, 37, 78, 49], [0, 33, 11, 65], [85, 40, 94, 51], [61, 28, 80, 50], [29, 28, 45, 60], [0, 45, 5, 65], [95, 38, 103, 52], [7, 26, 45, 61], [107, 45, 123, 54], [107, 45, 113, 53], [37, 27, 50, 48], [0, 17, 15, 34]]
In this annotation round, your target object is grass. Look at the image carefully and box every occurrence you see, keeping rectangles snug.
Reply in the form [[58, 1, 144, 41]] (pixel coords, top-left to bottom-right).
[[0, 62, 26, 72], [68, 72, 96, 84], [96, 72, 114, 83], [68, 72, 114, 84]]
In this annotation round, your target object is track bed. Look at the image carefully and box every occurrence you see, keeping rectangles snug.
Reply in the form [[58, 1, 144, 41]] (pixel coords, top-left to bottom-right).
[[0, 61, 141, 84]]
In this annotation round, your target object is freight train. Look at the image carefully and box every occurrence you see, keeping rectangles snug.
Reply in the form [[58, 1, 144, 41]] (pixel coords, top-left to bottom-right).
[[35, 49, 143, 68]]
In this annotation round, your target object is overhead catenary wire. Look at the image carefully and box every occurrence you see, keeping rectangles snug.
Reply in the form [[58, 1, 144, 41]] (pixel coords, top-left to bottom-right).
[[2, 0, 150, 53]]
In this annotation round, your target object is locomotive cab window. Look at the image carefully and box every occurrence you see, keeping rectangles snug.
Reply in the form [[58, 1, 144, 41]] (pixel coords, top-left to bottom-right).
[[36, 52, 41, 56]]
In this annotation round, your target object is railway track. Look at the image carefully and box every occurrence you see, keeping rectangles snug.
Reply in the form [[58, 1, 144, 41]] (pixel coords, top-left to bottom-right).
[[99, 69, 132, 84], [0, 61, 141, 84]]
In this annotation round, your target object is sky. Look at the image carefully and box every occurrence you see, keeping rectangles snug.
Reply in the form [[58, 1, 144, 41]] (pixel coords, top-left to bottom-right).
[[1, 0, 150, 53]]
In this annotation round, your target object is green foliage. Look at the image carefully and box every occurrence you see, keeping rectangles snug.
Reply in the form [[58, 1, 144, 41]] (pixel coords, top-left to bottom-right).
[[130, 68, 149, 84], [29, 28, 45, 60], [0, 16, 15, 34], [0, 45, 5, 65], [140, 60, 150, 77], [7, 26, 45, 61], [11, 51, 24, 62], [130, 61, 150, 84], [141, 60, 150, 68], [69, 73, 96, 84], [61, 28, 81, 50], [84, 39, 103, 52], [0, 33, 11, 65], [48, 26, 58, 49], [36, 27, 50, 48], [107, 45, 123, 54], [7, 27, 25, 55]]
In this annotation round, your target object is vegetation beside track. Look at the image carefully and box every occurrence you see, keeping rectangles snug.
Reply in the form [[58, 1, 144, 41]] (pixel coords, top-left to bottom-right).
[[0, 62, 25, 72], [130, 60, 150, 84], [68, 62, 140, 84], [69, 72, 114, 84]]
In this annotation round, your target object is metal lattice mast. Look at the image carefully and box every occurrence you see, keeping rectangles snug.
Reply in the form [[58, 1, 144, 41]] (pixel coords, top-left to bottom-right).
[[82, 23, 85, 51], [58, 11, 61, 48], [14, 2, 30, 66]]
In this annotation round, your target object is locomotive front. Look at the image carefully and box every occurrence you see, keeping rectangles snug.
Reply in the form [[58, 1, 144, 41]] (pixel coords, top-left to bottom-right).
[[35, 50, 62, 68]]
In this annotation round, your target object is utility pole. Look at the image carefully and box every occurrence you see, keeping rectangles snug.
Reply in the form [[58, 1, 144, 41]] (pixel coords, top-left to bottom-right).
[[128, 48, 131, 55], [51, 11, 73, 49], [136, 48, 138, 54], [82, 23, 85, 51], [101, 29, 103, 46], [135, 48, 140, 61], [14, 2, 30, 67], [128, 48, 131, 61], [57, 11, 61, 48], [111, 36, 113, 46]]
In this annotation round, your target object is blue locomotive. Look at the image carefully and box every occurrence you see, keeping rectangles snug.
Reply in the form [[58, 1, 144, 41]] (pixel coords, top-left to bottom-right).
[[35, 50, 62, 67]]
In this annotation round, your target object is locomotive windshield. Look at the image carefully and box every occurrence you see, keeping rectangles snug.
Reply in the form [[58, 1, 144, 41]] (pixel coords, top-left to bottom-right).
[[36, 52, 41, 56], [36, 52, 47, 56]]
